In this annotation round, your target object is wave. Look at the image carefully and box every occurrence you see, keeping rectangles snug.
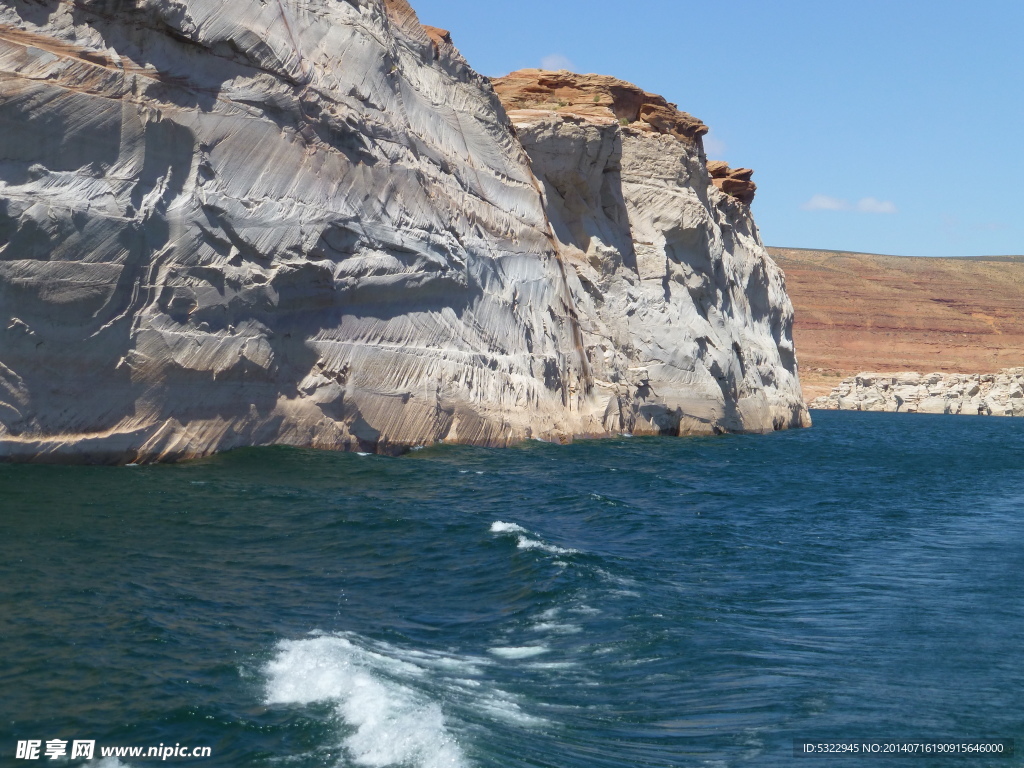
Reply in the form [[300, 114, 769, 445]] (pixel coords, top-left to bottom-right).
[[263, 631, 550, 766], [489, 521, 579, 555], [264, 634, 469, 768], [487, 645, 549, 659]]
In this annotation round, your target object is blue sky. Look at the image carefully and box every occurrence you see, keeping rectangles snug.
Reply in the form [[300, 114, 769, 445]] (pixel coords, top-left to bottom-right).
[[409, 0, 1023, 257]]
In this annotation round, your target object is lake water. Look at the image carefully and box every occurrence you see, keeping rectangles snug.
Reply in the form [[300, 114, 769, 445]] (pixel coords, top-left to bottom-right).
[[2, 410, 1022, 767]]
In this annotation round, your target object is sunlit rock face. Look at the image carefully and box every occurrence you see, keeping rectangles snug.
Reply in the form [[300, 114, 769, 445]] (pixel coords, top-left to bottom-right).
[[494, 71, 809, 436], [0, 1, 807, 463], [812, 370, 1024, 416]]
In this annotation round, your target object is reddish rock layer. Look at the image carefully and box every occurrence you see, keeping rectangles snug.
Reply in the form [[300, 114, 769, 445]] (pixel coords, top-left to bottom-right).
[[493, 70, 760, 203], [768, 248, 1024, 399], [707, 161, 756, 205], [492, 69, 708, 140], [422, 25, 452, 49]]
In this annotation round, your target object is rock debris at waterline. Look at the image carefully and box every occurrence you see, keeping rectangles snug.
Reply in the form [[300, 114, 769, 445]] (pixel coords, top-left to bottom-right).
[[811, 369, 1024, 416], [0, 0, 808, 464]]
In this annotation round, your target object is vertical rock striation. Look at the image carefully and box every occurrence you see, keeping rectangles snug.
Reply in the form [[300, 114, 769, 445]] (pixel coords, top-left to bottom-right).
[[0, 1, 807, 463], [493, 70, 808, 436]]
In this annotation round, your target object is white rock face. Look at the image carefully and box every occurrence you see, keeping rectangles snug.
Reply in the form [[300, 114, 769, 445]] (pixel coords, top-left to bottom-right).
[[811, 369, 1024, 416], [507, 112, 809, 435], [0, 0, 808, 462]]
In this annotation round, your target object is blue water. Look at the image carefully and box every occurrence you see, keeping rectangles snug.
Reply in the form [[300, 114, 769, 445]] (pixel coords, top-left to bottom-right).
[[2, 411, 1023, 767]]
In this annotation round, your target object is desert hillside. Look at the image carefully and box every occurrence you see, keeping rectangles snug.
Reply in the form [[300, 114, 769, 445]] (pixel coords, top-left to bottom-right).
[[768, 247, 1024, 399]]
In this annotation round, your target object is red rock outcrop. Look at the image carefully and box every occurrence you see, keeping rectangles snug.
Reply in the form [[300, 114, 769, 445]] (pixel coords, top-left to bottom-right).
[[422, 25, 452, 49], [493, 70, 756, 203], [492, 70, 708, 140], [707, 161, 756, 205]]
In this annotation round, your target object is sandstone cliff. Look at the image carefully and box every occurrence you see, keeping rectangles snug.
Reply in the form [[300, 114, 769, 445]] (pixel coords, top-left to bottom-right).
[[812, 369, 1024, 416], [493, 70, 807, 437], [769, 248, 1024, 399], [0, 0, 807, 463]]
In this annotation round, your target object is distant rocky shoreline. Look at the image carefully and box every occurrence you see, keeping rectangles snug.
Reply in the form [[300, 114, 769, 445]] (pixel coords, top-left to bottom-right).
[[767, 247, 1024, 401], [811, 369, 1024, 416]]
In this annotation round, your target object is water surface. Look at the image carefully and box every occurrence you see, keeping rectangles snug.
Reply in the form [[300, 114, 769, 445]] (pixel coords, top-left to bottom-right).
[[2, 411, 1022, 766]]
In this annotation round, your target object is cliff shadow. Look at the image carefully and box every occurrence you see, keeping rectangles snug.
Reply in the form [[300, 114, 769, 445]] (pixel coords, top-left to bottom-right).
[[532, 131, 638, 274]]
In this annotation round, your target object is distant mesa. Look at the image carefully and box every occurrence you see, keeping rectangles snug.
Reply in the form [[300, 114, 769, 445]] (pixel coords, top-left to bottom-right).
[[769, 247, 1024, 403]]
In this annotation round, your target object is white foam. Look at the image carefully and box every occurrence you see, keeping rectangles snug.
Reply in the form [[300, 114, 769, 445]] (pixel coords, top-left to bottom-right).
[[489, 521, 527, 534], [594, 568, 640, 587], [473, 690, 549, 726], [94, 761, 136, 768], [530, 621, 581, 634], [516, 537, 577, 555], [490, 521, 578, 555], [389, 647, 489, 677], [265, 635, 469, 768], [525, 661, 578, 670], [488, 645, 550, 659], [356, 452, 371, 457]]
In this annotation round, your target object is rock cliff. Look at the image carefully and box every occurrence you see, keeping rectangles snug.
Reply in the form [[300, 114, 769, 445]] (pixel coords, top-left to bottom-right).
[[493, 70, 807, 437], [0, 0, 807, 463], [812, 369, 1024, 416]]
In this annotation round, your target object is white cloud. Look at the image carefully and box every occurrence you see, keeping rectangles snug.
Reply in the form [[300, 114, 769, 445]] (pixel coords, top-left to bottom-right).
[[801, 195, 897, 214], [856, 197, 898, 214], [540, 53, 574, 71], [702, 130, 727, 159], [802, 194, 849, 211]]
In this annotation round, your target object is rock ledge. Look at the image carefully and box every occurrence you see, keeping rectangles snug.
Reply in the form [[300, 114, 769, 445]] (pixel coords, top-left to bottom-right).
[[811, 369, 1024, 416]]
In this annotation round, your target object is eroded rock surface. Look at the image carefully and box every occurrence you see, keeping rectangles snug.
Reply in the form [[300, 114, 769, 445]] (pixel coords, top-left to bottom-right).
[[811, 369, 1024, 416], [493, 71, 807, 436], [493, 69, 708, 139], [0, 1, 808, 463], [707, 160, 757, 205]]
